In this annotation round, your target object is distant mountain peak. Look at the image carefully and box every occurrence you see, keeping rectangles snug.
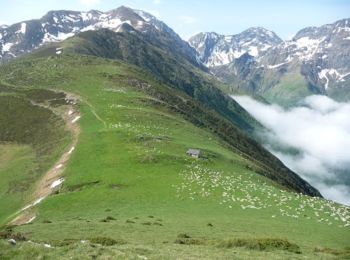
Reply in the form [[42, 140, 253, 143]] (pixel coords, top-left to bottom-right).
[[205, 17, 350, 102], [0, 6, 194, 63], [189, 27, 282, 67]]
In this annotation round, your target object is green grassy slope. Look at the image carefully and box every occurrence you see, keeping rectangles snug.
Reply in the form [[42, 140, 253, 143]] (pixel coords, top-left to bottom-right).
[[0, 144, 36, 227], [0, 55, 349, 259], [0, 88, 70, 226], [31, 28, 260, 134], [0, 55, 321, 197], [263, 70, 318, 106]]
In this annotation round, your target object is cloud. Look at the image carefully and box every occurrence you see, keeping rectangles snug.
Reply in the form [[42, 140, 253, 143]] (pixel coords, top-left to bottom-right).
[[152, 0, 161, 4], [179, 16, 197, 24], [79, 0, 100, 6], [232, 95, 350, 205]]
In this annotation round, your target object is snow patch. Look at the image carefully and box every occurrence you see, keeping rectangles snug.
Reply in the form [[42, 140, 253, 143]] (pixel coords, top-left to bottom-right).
[[19, 23, 26, 34], [248, 46, 258, 56], [295, 37, 323, 49], [50, 178, 65, 189], [71, 115, 81, 123], [318, 69, 350, 89], [55, 164, 63, 169], [33, 196, 46, 206], [81, 12, 93, 22], [81, 25, 96, 32], [68, 146, 75, 154], [260, 44, 272, 51], [267, 61, 290, 69], [2, 42, 13, 52], [233, 50, 246, 58], [224, 35, 233, 42], [42, 32, 74, 43], [26, 216, 36, 224]]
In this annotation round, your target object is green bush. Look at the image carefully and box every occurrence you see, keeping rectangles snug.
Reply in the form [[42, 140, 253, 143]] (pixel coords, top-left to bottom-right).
[[89, 236, 126, 246], [218, 238, 301, 254]]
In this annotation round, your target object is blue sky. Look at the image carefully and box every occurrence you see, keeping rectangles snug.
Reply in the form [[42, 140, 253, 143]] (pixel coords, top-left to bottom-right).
[[0, 0, 349, 39]]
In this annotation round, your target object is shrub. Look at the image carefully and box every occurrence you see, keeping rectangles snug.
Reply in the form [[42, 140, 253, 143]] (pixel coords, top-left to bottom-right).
[[218, 238, 301, 254], [314, 247, 350, 257], [100, 216, 116, 222], [89, 236, 126, 246], [0, 229, 26, 241]]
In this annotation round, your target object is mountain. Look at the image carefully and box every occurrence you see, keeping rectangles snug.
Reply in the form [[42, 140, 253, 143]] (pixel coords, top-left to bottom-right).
[[191, 19, 350, 104], [189, 28, 282, 67], [1, 6, 349, 258], [1, 53, 348, 259], [0, 6, 200, 68]]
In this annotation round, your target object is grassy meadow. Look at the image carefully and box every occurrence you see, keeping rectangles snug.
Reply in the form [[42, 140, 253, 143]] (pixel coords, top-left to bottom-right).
[[0, 55, 349, 259]]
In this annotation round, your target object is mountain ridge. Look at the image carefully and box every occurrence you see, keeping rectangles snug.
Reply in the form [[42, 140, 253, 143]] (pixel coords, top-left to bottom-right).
[[0, 6, 201, 68], [190, 18, 350, 104], [0, 6, 349, 258]]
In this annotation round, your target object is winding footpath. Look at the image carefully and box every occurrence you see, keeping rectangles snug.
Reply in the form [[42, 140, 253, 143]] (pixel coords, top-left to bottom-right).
[[10, 95, 81, 226]]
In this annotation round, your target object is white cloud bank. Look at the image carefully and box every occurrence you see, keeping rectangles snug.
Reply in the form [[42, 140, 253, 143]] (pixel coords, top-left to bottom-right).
[[232, 95, 350, 205]]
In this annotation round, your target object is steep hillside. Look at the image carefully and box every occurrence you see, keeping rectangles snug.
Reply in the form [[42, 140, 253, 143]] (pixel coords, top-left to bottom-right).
[[31, 28, 260, 135], [0, 54, 349, 259], [0, 86, 72, 226]]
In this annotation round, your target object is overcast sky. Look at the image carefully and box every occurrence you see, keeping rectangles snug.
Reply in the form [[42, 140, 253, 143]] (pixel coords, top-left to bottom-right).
[[0, 0, 349, 39]]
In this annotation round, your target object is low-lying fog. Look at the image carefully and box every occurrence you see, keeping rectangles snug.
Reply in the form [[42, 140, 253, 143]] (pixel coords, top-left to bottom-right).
[[232, 95, 350, 205]]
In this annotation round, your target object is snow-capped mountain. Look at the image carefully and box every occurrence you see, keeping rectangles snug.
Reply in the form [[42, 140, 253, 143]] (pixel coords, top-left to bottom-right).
[[0, 6, 199, 66], [189, 27, 282, 67], [1, 6, 349, 102], [191, 18, 350, 102]]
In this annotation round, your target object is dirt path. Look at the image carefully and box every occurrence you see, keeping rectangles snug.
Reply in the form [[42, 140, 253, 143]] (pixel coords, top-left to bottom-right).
[[85, 99, 107, 128], [10, 94, 81, 226]]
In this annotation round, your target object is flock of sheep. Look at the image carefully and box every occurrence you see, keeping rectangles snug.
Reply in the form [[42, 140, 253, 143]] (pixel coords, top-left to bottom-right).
[[175, 163, 350, 228]]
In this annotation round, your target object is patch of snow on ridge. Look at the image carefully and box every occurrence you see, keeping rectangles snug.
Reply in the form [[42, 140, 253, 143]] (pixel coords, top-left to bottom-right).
[[286, 36, 327, 61], [20, 23, 26, 34], [42, 32, 75, 43], [134, 10, 152, 22], [81, 12, 92, 22], [318, 69, 350, 89], [295, 37, 324, 49], [207, 51, 232, 67], [248, 46, 258, 56], [2, 42, 13, 52], [267, 61, 291, 69], [233, 49, 246, 58]]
